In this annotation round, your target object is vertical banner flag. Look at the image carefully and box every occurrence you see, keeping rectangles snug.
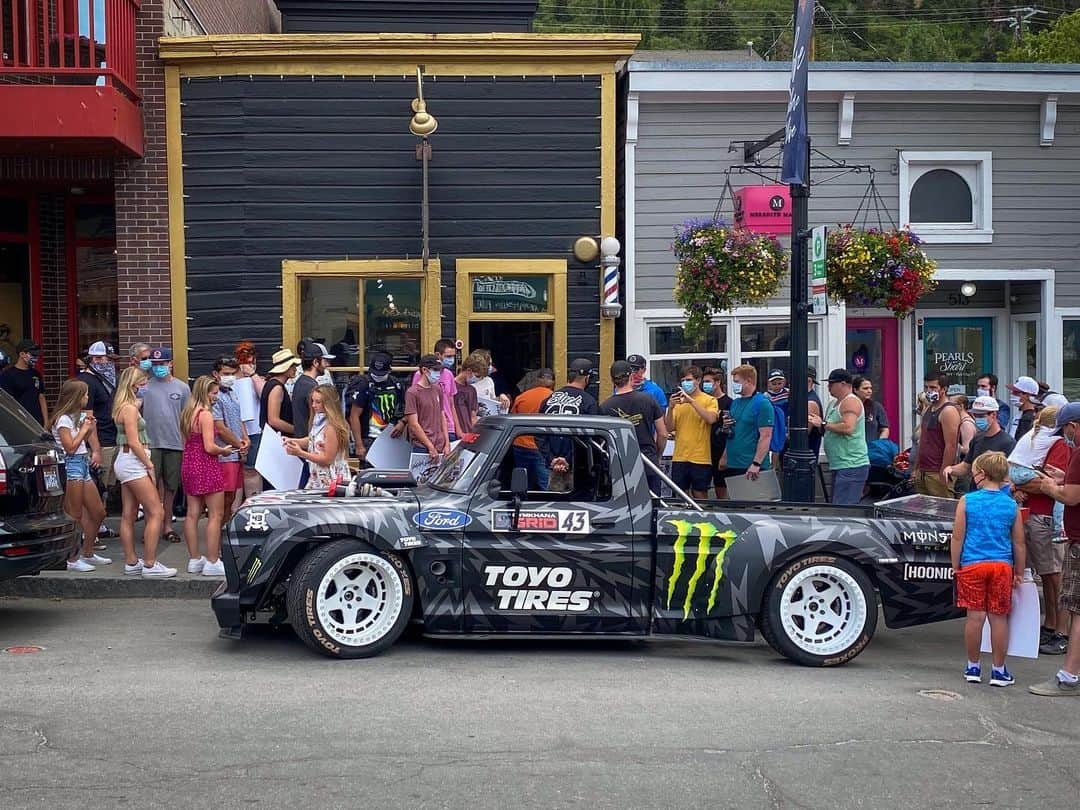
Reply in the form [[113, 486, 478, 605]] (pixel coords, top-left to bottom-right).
[[781, 0, 815, 186]]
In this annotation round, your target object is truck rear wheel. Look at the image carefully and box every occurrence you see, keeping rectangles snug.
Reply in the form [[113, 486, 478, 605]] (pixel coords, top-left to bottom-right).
[[759, 555, 877, 667], [287, 539, 413, 659]]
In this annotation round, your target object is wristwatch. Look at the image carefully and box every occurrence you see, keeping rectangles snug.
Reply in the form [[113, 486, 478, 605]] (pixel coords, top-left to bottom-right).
[[750, 460, 762, 469]]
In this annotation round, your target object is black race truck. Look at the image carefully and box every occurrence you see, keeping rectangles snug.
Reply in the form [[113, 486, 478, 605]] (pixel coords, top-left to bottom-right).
[[213, 415, 961, 666]]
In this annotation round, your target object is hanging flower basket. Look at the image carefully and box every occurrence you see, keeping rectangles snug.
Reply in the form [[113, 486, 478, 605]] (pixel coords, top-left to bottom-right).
[[826, 226, 937, 318], [672, 219, 788, 342]]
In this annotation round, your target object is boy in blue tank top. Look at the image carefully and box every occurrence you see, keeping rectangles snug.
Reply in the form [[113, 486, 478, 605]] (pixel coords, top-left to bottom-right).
[[951, 451, 1026, 687]]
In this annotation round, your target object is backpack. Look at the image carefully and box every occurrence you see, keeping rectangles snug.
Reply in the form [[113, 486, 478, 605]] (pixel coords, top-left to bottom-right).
[[751, 393, 787, 454]]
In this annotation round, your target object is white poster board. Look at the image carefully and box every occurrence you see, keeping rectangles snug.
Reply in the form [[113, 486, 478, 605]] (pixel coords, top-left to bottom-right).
[[476, 396, 503, 418], [981, 579, 1041, 659], [409, 452, 443, 484], [232, 377, 259, 422], [254, 426, 304, 491], [366, 431, 413, 470]]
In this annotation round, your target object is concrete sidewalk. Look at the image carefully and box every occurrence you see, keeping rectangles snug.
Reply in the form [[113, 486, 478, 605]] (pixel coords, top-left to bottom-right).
[[0, 516, 221, 599]]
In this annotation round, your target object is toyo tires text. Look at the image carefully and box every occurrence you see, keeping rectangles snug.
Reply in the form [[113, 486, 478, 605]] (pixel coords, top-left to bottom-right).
[[286, 539, 414, 659], [759, 554, 877, 667]]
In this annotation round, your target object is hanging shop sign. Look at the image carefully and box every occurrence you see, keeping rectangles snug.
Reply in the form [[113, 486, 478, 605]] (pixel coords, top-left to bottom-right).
[[733, 185, 792, 236], [472, 275, 549, 314]]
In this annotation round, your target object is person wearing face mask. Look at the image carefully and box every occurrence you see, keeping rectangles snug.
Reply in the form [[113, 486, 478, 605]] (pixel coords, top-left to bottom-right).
[[701, 367, 732, 499], [913, 371, 961, 498], [719, 365, 774, 487], [1029, 402, 1080, 696], [468, 348, 512, 412], [344, 351, 406, 465], [405, 354, 450, 461], [975, 373, 1010, 429], [625, 354, 668, 410], [944, 397, 1016, 490], [664, 366, 719, 500], [412, 339, 464, 442], [80, 341, 119, 495], [452, 353, 492, 435], [211, 356, 249, 521], [1006, 376, 1040, 441], [142, 347, 190, 543], [0, 338, 48, 426]]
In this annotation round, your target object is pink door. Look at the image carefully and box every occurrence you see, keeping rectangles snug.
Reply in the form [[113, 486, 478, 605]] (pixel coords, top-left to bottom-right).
[[846, 318, 900, 440]]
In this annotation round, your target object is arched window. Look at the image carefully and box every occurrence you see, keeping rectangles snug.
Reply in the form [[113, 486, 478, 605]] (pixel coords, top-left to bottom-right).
[[900, 152, 992, 243], [909, 169, 973, 224]]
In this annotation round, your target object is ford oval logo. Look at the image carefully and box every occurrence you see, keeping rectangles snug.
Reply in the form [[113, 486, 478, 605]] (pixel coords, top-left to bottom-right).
[[413, 509, 472, 530]]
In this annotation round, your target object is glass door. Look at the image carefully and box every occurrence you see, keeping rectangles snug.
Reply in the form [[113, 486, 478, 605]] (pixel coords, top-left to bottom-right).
[[846, 318, 899, 441], [922, 317, 994, 397]]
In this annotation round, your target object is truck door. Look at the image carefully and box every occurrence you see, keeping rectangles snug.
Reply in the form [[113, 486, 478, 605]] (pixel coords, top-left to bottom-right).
[[462, 428, 646, 634]]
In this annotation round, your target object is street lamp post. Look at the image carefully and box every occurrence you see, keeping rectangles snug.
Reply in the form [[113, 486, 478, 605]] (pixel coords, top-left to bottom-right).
[[410, 67, 438, 272]]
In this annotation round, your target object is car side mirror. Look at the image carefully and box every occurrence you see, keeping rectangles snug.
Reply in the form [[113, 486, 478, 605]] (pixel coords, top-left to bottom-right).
[[510, 467, 529, 499]]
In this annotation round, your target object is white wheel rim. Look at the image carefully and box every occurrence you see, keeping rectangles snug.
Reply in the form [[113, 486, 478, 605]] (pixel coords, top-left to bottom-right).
[[778, 565, 867, 656], [315, 553, 404, 648]]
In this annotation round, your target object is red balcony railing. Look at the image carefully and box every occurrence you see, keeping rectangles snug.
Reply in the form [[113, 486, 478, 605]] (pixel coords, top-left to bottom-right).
[[1, 0, 139, 100]]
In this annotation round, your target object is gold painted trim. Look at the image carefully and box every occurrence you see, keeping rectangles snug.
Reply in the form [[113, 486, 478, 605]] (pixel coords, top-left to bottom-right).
[[598, 70, 617, 379], [455, 258, 568, 385], [281, 258, 442, 371], [165, 65, 189, 382]]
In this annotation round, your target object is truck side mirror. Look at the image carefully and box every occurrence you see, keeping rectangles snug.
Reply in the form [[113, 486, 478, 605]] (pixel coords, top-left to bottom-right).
[[510, 467, 529, 499]]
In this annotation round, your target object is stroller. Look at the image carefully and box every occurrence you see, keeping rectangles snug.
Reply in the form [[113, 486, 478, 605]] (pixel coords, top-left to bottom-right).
[[863, 441, 912, 502]]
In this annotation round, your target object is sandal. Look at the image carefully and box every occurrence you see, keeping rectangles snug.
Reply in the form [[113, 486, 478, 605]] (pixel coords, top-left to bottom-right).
[[164, 530, 182, 544]]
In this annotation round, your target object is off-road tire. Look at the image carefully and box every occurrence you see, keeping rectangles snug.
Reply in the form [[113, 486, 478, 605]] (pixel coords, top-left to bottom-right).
[[759, 554, 877, 667], [287, 539, 413, 659]]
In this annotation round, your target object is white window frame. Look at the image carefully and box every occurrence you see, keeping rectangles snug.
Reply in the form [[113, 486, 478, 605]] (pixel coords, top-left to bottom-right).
[[1010, 315, 1041, 383], [899, 151, 993, 244], [645, 321, 731, 391]]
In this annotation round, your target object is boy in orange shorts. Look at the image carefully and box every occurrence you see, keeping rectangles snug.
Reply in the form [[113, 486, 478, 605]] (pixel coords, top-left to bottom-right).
[[951, 451, 1026, 686]]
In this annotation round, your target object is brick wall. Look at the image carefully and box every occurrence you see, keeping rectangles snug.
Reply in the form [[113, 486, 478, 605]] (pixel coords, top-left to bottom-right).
[[37, 193, 69, 395], [114, 0, 171, 354]]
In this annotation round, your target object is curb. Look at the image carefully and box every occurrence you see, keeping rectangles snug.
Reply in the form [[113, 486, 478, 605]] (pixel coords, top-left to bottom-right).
[[0, 576, 219, 600]]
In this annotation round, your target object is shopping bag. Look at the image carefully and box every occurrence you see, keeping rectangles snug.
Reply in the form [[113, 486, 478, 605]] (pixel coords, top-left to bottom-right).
[[980, 575, 1040, 659]]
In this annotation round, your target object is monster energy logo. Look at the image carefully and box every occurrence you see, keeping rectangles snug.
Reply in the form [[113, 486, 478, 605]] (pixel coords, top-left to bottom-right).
[[666, 520, 738, 620], [372, 392, 398, 422]]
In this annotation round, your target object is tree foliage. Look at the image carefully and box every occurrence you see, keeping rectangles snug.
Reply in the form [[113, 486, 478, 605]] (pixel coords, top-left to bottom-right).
[[1000, 9, 1080, 63]]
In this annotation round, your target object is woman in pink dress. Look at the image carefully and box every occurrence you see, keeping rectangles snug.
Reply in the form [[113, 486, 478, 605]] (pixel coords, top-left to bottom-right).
[[180, 376, 234, 577]]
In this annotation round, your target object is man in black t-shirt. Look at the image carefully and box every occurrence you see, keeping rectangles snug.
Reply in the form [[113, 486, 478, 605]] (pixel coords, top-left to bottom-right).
[[540, 359, 600, 489], [0, 339, 47, 426], [344, 351, 405, 462], [600, 360, 668, 495], [81, 341, 120, 487]]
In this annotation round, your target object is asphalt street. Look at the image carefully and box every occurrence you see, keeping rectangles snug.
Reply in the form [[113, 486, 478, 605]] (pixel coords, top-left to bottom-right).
[[0, 598, 1076, 810]]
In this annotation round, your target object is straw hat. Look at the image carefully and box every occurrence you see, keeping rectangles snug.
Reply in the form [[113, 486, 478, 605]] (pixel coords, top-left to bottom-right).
[[267, 349, 300, 375]]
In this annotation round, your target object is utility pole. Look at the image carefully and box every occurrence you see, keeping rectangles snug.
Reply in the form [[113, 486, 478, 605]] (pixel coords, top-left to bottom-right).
[[994, 6, 1047, 43]]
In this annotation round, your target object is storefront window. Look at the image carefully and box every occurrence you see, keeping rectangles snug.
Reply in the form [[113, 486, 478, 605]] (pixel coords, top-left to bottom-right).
[[739, 321, 820, 392], [74, 202, 117, 360], [1018, 320, 1038, 379], [922, 317, 993, 397], [647, 323, 729, 393], [301, 277, 359, 367], [1064, 321, 1080, 402], [471, 275, 549, 314], [363, 278, 421, 369]]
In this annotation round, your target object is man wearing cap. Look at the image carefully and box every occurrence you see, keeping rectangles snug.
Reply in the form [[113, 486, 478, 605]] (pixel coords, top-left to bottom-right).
[[625, 355, 668, 410], [765, 369, 790, 415], [129, 342, 152, 371], [405, 354, 450, 461], [976, 373, 1010, 429], [913, 371, 961, 498], [602, 360, 667, 495], [344, 351, 405, 463], [944, 396, 1016, 491], [0, 338, 47, 425], [539, 359, 601, 487], [142, 347, 189, 540], [1029, 402, 1080, 696], [808, 369, 869, 505], [82, 341, 120, 488], [292, 339, 335, 441], [511, 367, 557, 490], [1007, 375, 1039, 441], [412, 340, 464, 442]]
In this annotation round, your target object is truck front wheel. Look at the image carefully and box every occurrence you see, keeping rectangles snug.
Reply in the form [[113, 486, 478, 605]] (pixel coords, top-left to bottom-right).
[[759, 555, 877, 667], [287, 539, 413, 659]]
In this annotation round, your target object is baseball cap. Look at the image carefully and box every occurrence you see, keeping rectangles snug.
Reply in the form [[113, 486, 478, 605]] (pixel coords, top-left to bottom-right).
[[970, 396, 999, 415], [1042, 392, 1069, 410], [149, 347, 172, 362], [569, 358, 595, 378], [419, 353, 442, 370], [1053, 402, 1080, 435], [626, 354, 647, 370], [87, 341, 116, 357], [368, 352, 392, 376], [15, 338, 40, 354], [301, 340, 335, 361], [826, 368, 853, 385], [267, 349, 300, 375], [1008, 376, 1039, 396], [768, 368, 786, 382], [611, 360, 634, 379], [807, 366, 818, 381], [536, 367, 555, 381]]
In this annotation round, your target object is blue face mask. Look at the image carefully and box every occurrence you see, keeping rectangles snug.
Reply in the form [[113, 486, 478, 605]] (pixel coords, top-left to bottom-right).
[[680, 380, 695, 395], [731, 381, 743, 396], [135, 384, 147, 400], [702, 381, 715, 394], [152, 364, 168, 379], [467, 374, 479, 385], [442, 357, 455, 369], [974, 417, 989, 431], [427, 370, 442, 384], [139, 359, 152, 372]]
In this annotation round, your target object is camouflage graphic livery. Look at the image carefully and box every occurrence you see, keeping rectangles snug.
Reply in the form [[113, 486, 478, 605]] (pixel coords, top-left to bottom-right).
[[212, 415, 961, 666]]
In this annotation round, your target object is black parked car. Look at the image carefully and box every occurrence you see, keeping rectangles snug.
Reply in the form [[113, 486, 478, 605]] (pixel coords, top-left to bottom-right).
[[0, 389, 78, 580]]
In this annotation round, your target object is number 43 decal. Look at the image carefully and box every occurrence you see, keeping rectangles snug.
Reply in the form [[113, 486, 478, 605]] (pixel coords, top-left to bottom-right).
[[561, 511, 588, 533]]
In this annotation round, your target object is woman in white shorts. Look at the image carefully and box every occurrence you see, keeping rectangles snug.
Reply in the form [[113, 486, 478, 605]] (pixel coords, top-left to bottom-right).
[[112, 367, 175, 579]]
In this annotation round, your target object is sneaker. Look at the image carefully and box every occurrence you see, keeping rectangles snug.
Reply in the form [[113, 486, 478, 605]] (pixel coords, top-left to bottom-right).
[[187, 556, 207, 574], [136, 507, 144, 521], [964, 663, 982, 683], [201, 559, 226, 577], [141, 561, 177, 579], [124, 559, 145, 576], [1040, 633, 1069, 655], [82, 554, 112, 566], [93, 539, 108, 551], [66, 558, 95, 573], [1040, 626, 1055, 645], [1029, 675, 1080, 697], [990, 668, 1015, 687], [97, 525, 118, 538]]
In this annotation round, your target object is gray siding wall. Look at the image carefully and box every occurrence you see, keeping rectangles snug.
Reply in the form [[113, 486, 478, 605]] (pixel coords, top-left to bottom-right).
[[633, 99, 1080, 310]]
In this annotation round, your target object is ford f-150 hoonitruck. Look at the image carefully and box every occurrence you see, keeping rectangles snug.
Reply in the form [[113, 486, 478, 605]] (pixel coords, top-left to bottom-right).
[[213, 415, 961, 666]]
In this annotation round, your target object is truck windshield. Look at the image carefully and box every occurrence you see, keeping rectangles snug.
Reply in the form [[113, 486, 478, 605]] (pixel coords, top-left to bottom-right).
[[427, 444, 489, 493]]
